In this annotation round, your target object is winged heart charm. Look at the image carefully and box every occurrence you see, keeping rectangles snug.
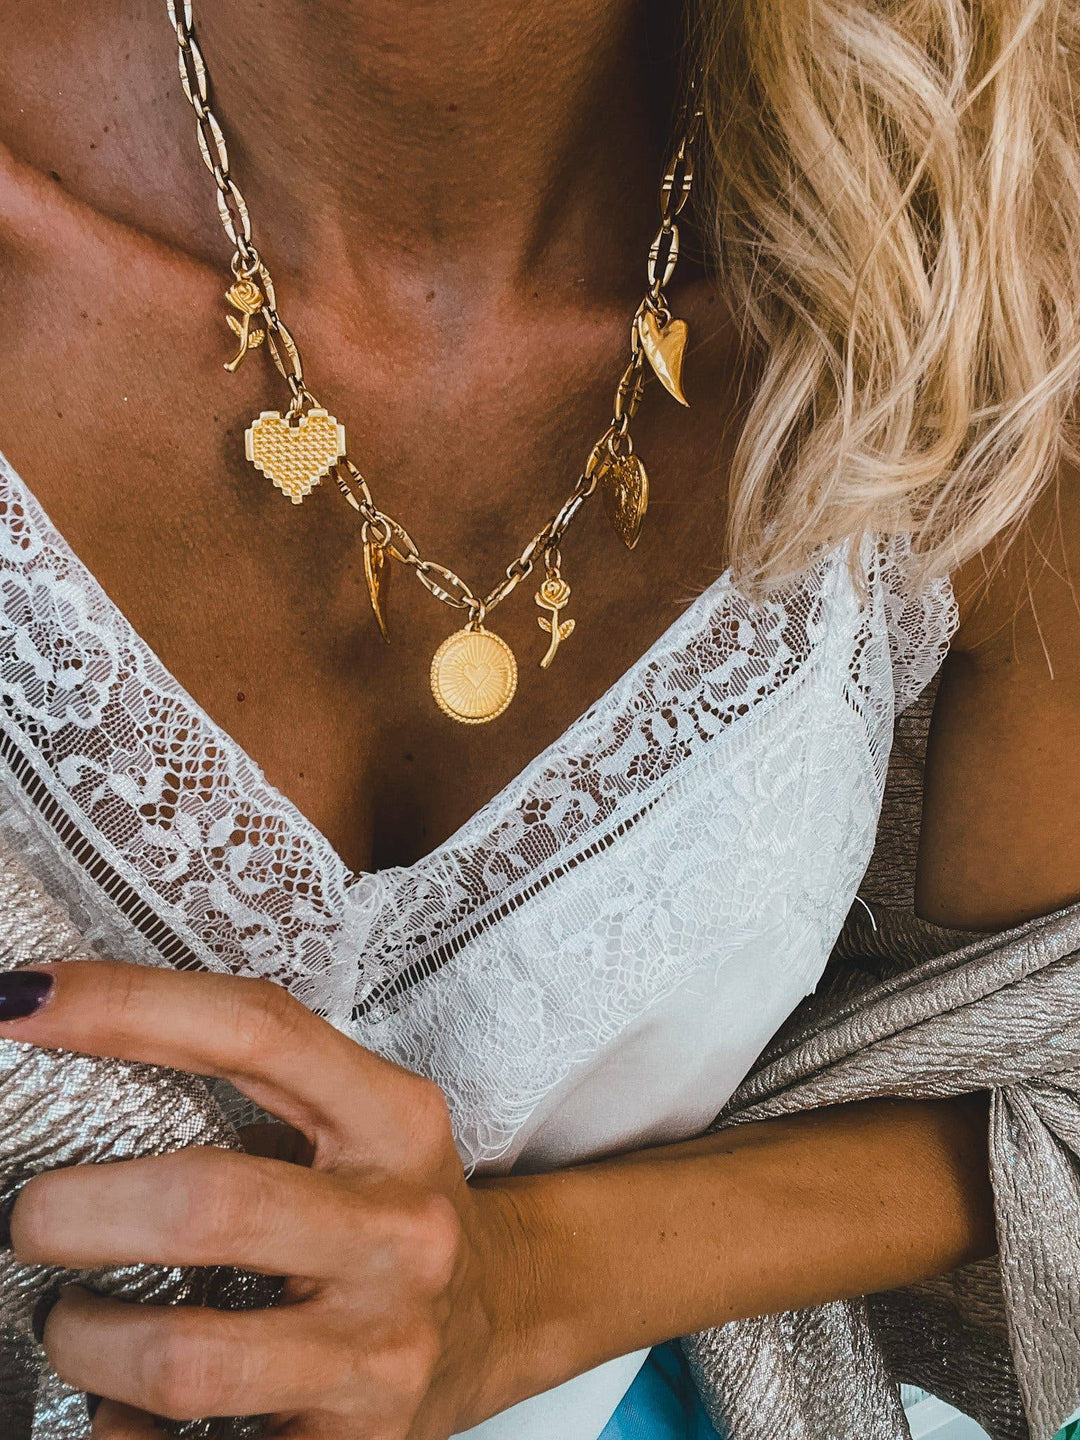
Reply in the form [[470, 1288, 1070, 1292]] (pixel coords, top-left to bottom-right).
[[637, 310, 690, 407], [601, 451, 649, 549]]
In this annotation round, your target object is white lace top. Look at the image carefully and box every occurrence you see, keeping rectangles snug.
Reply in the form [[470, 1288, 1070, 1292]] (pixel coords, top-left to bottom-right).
[[0, 447, 956, 1439]]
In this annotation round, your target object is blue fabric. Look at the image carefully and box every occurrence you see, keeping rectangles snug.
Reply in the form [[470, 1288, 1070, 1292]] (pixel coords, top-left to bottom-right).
[[599, 1343, 727, 1439]]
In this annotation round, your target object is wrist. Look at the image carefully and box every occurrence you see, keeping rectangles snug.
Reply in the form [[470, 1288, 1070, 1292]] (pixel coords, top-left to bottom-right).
[[468, 1174, 584, 1419]]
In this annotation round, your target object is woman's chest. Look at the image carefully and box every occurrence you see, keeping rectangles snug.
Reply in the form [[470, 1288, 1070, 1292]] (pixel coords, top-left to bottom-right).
[[0, 192, 741, 874]]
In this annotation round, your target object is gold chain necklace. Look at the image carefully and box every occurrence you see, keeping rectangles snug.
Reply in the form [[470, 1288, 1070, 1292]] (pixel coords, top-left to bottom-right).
[[165, 2, 702, 724]]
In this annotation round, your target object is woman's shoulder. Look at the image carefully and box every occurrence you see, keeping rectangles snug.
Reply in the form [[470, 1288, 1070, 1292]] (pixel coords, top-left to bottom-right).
[[914, 460, 1080, 930], [951, 459, 1080, 665]]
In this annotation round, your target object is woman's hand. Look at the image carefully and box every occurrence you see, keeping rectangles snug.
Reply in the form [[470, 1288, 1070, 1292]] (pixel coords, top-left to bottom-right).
[[0, 961, 999, 1440], [2, 961, 541, 1439]]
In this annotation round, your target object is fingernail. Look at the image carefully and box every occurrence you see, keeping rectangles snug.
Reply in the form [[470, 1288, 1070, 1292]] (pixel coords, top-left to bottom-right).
[[0, 1205, 10, 1249], [0, 970, 53, 1021], [85, 1394, 101, 1422], [31, 1287, 60, 1345]]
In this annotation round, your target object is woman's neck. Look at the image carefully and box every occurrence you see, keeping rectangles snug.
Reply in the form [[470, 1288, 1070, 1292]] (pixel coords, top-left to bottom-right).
[[190, 0, 683, 299]]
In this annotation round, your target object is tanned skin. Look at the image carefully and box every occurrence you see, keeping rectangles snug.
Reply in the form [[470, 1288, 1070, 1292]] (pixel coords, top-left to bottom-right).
[[0, 2, 1071, 1433]]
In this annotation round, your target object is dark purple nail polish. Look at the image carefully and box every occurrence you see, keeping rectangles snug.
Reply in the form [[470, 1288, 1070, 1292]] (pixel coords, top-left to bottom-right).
[[0, 970, 53, 1021]]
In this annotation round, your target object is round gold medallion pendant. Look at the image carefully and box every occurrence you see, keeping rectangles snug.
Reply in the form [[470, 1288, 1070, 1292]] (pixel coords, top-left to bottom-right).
[[430, 626, 519, 724]]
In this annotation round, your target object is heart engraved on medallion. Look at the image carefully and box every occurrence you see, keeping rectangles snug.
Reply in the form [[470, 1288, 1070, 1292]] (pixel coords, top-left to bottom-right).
[[462, 661, 493, 692], [245, 408, 347, 504]]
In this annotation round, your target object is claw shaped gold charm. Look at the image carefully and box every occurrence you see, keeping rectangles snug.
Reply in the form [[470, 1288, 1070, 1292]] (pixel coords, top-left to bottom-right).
[[363, 529, 392, 643], [536, 574, 576, 669], [245, 408, 347, 504], [224, 280, 266, 373], [637, 310, 690, 407]]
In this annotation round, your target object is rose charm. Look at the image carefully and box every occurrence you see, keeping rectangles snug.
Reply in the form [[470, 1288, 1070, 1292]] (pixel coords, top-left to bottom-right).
[[223, 279, 266, 373], [536, 574, 576, 669]]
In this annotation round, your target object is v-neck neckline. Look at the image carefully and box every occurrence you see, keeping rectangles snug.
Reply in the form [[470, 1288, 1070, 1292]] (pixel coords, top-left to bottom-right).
[[0, 445, 743, 886]]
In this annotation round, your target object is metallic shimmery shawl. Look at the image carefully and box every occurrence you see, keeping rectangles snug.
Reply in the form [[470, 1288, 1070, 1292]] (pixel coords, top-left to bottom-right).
[[683, 686, 1080, 1440], [0, 848, 277, 1438]]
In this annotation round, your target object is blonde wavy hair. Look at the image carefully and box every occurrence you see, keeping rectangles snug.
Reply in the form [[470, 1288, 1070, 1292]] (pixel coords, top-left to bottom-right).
[[690, 0, 1080, 586]]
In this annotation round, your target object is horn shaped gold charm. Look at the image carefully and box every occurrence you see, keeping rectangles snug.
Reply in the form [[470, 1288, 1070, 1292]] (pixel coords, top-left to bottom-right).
[[363, 529, 392, 644], [637, 310, 690, 407]]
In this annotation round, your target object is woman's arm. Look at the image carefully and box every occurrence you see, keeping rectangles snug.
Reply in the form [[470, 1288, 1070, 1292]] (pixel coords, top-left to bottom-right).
[[487, 1092, 996, 1404], [504, 465, 1080, 1401], [918, 460, 1080, 929]]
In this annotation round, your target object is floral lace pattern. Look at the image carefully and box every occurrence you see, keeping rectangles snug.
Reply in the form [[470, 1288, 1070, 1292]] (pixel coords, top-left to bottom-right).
[[0, 450, 956, 1168]]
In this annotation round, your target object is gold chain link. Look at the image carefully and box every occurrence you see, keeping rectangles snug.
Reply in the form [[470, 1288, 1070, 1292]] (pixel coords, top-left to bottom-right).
[[166, 0, 702, 628]]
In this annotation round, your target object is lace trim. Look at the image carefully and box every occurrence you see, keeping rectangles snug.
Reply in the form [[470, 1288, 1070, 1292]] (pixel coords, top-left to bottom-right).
[[879, 540, 958, 713]]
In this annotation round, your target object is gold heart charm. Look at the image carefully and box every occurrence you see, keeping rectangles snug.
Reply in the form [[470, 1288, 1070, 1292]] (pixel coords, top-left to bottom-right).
[[245, 408, 347, 504], [637, 311, 690, 407], [363, 533, 392, 644], [601, 451, 649, 550]]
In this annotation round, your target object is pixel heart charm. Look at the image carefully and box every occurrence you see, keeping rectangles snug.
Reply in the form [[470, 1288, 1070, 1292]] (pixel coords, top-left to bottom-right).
[[245, 408, 347, 504]]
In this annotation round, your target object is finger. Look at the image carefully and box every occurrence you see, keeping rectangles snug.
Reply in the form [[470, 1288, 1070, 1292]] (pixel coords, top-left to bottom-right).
[[11, 1148, 352, 1276], [91, 1398, 161, 1437], [0, 961, 438, 1160], [44, 1285, 353, 1421]]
